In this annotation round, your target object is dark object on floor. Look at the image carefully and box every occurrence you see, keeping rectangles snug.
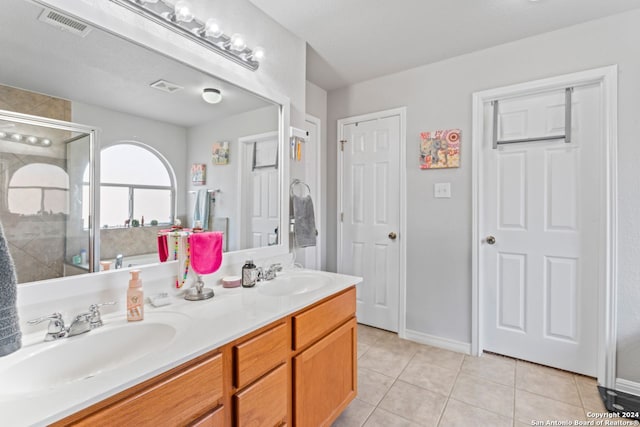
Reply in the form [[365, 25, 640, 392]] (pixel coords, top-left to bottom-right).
[[598, 386, 640, 420]]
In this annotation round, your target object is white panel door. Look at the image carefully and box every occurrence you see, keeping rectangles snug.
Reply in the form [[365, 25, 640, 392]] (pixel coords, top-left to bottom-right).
[[242, 137, 279, 250], [340, 114, 400, 332], [482, 84, 601, 375]]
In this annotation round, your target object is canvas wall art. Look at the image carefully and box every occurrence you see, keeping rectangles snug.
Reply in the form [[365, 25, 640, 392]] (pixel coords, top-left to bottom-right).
[[419, 129, 461, 169], [191, 163, 206, 185], [212, 141, 230, 165]]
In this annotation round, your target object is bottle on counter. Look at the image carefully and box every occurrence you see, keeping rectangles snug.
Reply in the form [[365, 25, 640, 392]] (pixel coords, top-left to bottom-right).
[[127, 270, 144, 321], [241, 260, 257, 288]]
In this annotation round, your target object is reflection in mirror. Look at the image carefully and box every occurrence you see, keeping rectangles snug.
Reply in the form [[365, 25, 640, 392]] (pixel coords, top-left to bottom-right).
[[0, 114, 93, 282], [0, 0, 281, 283]]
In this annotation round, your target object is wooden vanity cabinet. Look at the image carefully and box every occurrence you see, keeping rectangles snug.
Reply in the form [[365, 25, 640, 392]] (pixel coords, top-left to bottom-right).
[[52, 286, 356, 427]]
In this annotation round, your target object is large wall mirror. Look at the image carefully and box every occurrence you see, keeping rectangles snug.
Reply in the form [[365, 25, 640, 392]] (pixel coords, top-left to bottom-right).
[[0, 0, 285, 284]]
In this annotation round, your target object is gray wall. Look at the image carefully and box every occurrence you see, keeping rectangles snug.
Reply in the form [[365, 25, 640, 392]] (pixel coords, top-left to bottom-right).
[[327, 10, 640, 383]]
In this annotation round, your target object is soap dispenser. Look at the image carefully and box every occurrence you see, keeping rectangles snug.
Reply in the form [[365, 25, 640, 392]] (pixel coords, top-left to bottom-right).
[[127, 270, 144, 321]]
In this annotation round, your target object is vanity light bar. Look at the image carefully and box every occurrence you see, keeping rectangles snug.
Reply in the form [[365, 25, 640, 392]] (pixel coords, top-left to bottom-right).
[[110, 0, 263, 71], [0, 131, 52, 147]]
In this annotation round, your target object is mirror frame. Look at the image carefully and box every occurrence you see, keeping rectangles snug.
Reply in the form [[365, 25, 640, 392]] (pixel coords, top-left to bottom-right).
[[80, 0, 293, 264]]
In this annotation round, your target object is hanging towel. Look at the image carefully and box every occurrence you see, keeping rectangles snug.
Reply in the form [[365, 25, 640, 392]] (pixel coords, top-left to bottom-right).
[[193, 189, 210, 230], [0, 221, 21, 357], [157, 233, 168, 262], [189, 232, 223, 275], [292, 194, 317, 248]]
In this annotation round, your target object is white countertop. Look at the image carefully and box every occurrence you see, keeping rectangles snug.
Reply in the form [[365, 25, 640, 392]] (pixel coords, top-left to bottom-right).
[[0, 269, 362, 427]]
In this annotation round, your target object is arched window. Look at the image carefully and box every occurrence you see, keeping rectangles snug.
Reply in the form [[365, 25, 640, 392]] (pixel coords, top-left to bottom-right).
[[8, 163, 69, 215], [84, 143, 175, 228]]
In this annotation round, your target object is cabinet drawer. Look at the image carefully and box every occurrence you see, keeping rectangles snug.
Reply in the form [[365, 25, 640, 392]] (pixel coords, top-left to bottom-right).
[[76, 353, 223, 427], [234, 363, 288, 427], [293, 287, 356, 350], [190, 405, 224, 427], [234, 322, 288, 389]]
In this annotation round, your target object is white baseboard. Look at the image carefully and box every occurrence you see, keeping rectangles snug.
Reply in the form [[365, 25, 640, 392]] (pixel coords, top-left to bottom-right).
[[402, 329, 471, 354], [616, 378, 640, 397]]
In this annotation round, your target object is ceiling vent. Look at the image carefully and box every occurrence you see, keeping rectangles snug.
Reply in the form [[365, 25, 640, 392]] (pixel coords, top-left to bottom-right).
[[150, 80, 184, 94], [38, 8, 92, 37]]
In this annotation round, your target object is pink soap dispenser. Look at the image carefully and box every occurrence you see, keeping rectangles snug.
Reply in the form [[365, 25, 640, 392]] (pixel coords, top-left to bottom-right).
[[127, 270, 144, 321]]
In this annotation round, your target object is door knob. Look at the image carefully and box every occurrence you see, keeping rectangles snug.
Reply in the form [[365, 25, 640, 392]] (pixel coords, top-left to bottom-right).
[[486, 236, 496, 245], [388, 232, 397, 240]]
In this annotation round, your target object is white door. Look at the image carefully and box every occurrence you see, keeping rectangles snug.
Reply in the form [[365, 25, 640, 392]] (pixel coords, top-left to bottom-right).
[[481, 84, 601, 375], [241, 133, 279, 250], [339, 112, 401, 332], [302, 116, 321, 270]]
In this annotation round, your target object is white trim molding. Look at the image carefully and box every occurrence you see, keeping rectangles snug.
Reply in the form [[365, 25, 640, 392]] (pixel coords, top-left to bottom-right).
[[616, 379, 640, 397], [471, 65, 619, 388], [337, 107, 407, 336], [404, 329, 471, 355]]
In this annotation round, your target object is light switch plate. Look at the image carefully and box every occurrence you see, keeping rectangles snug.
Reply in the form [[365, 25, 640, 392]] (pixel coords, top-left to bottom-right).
[[434, 182, 451, 198]]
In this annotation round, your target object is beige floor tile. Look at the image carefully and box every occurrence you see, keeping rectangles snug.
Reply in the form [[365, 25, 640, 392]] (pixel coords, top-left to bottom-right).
[[358, 342, 371, 359], [375, 333, 422, 355], [515, 389, 585, 424], [398, 352, 459, 396], [332, 398, 376, 427], [357, 367, 395, 406], [362, 408, 421, 427], [414, 345, 465, 371], [460, 354, 516, 387], [378, 380, 447, 426], [450, 373, 515, 418], [358, 345, 415, 378], [516, 361, 582, 407], [575, 375, 606, 413], [357, 324, 390, 346], [439, 398, 512, 427]]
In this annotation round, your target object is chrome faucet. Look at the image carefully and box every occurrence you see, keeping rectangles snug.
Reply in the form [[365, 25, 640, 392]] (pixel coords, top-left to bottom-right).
[[257, 263, 283, 281], [27, 302, 116, 342]]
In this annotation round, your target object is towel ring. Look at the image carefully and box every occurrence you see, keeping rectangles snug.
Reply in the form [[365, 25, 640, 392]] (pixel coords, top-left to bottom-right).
[[290, 179, 311, 197]]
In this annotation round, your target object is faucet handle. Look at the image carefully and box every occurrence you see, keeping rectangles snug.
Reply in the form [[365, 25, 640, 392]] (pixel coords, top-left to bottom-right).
[[269, 263, 283, 272], [88, 301, 116, 329], [27, 313, 67, 341]]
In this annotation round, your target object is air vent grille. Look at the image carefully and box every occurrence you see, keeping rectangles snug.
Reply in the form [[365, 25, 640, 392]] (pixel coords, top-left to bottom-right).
[[150, 80, 184, 93], [38, 8, 92, 37]]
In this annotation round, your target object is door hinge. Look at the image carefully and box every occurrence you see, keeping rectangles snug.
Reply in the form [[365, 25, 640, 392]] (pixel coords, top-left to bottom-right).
[[340, 139, 347, 151], [340, 212, 344, 222]]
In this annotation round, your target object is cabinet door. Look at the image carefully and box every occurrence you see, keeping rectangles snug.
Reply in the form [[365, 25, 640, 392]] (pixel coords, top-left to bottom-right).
[[190, 405, 224, 427], [294, 318, 357, 426], [234, 364, 288, 427]]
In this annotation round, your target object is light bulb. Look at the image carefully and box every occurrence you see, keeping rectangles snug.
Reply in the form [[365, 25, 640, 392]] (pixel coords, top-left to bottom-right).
[[41, 139, 52, 146], [251, 46, 265, 61], [10, 133, 23, 142], [204, 18, 223, 38], [174, 1, 194, 23], [27, 136, 38, 144], [230, 33, 246, 51], [0, 131, 6, 138]]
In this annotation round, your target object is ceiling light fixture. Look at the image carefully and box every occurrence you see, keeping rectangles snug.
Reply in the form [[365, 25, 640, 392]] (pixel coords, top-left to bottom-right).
[[202, 88, 222, 104], [113, 0, 265, 71]]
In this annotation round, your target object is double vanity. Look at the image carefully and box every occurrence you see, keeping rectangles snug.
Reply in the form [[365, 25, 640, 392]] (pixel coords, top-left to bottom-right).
[[0, 270, 362, 426]]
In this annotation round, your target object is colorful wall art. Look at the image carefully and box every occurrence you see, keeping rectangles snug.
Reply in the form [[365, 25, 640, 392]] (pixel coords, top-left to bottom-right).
[[212, 141, 230, 165], [419, 129, 461, 169], [191, 163, 206, 185]]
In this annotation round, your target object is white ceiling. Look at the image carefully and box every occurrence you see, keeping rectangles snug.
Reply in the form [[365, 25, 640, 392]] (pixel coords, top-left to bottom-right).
[[0, 0, 273, 128], [249, 0, 640, 91]]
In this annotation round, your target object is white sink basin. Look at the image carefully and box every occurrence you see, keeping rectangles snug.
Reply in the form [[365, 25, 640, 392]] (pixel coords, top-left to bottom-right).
[[258, 271, 332, 297], [0, 312, 188, 396]]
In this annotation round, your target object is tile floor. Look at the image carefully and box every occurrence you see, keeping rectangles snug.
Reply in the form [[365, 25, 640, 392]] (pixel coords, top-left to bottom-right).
[[332, 324, 625, 427]]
